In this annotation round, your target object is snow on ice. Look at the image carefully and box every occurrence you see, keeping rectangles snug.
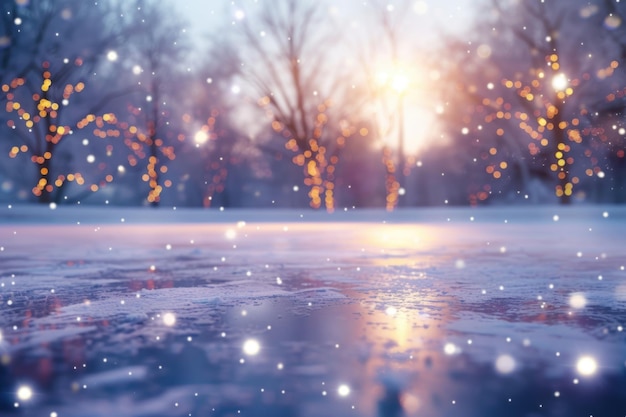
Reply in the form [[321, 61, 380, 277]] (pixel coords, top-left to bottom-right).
[[0, 205, 625, 416]]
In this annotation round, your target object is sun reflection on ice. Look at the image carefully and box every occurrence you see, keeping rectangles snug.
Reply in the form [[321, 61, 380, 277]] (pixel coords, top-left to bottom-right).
[[385, 306, 398, 316]]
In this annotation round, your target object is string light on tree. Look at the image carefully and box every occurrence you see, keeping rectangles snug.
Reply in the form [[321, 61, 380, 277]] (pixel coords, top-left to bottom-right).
[[472, 47, 617, 204], [3, 62, 134, 203]]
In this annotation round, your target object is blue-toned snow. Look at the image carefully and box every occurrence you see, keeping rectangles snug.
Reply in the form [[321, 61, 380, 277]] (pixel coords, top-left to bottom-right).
[[0, 205, 625, 416]]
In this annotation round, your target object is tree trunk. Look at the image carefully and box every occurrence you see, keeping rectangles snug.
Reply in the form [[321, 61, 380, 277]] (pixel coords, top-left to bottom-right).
[[148, 77, 160, 207], [38, 155, 53, 204], [553, 102, 571, 205]]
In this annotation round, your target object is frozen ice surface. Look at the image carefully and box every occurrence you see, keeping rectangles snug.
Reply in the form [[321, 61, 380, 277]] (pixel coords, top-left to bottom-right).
[[0, 205, 625, 416]]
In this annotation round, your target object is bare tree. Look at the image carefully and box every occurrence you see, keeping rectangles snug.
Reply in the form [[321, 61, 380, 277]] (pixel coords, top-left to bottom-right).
[[358, 0, 420, 210], [1, 0, 136, 203], [236, 0, 362, 211], [0, 1, 130, 99], [177, 39, 253, 208], [112, 0, 191, 206], [583, 1, 626, 202], [438, 0, 620, 204]]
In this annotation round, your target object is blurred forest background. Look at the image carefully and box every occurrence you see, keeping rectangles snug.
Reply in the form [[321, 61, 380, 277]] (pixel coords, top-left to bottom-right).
[[1, 0, 625, 210]]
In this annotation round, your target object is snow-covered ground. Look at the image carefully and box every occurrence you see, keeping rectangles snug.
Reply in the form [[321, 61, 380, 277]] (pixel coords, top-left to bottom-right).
[[0, 204, 625, 416]]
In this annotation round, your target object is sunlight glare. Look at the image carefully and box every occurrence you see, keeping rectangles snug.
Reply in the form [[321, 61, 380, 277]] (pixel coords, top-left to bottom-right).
[[376, 71, 389, 87], [414, 1, 428, 15], [391, 74, 409, 93], [385, 306, 398, 316]]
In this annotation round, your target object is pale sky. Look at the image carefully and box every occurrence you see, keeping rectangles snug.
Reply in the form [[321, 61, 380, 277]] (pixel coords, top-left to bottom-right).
[[178, 0, 477, 46], [175, 0, 478, 152]]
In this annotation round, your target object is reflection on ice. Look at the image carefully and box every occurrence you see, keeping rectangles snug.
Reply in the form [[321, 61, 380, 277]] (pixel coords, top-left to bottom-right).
[[384, 306, 397, 316], [0, 208, 625, 416], [224, 228, 237, 240]]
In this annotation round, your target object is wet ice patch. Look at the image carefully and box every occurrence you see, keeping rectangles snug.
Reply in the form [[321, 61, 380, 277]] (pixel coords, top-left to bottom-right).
[[80, 366, 148, 389], [8, 281, 346, 357], [38, 282, 293, 326], [11, 326, 97, 353]]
